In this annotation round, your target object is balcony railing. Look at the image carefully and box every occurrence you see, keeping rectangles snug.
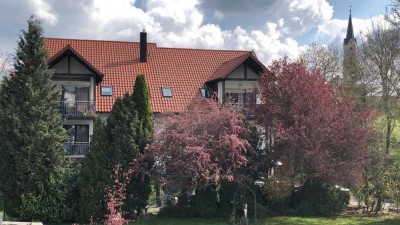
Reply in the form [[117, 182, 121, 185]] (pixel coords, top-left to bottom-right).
[[223, 102, 254, 116], [59, 101, 96, 118], [64, 142, 90, 157]]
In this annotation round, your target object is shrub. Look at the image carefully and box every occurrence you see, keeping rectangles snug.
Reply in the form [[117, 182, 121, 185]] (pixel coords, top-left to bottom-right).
[[20, 163, 80, 223], [264, 178, 292, 213], [194, 187, 219, 218], [289, 181, 350, 216]]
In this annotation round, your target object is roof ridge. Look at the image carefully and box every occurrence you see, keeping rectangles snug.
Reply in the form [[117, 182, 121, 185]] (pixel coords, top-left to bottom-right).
[[45, 37, 157, 45], [156, 46, 252, 52], [220, 52, 251, 65]]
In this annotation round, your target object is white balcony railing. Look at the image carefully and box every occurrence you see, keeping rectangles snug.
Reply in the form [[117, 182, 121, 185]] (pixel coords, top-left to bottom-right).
[[59, 101, 96, 117], [64, 142, 90, 157]]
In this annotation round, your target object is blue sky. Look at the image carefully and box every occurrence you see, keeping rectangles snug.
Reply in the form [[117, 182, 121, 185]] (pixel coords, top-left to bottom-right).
[[0, 0, 393, 64]]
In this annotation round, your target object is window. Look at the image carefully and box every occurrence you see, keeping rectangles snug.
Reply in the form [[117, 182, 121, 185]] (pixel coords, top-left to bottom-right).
[[61, 85, 89, 102], [101, 86, 113, 96], [161, 87, 172, 97], [225, 93, 244, 104], [199, 87, 211, 98], [225, 90, 257, 105], [63, 125, 89, 142]]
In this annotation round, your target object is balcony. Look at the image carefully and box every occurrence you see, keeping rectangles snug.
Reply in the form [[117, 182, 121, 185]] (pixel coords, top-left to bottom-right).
[[59, 101, 96, 118], [223, 102, 255, 117], [64, 142, 90, 157]]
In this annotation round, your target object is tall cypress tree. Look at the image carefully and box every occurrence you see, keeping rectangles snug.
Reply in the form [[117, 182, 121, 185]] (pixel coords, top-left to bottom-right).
[[0, 16, 66, 217], [78, 94, 141, 221], [132, 74, 153, 151], [126, 74, 154, 216], [78, 118, 110, 222], [107, 94, 141, 168]]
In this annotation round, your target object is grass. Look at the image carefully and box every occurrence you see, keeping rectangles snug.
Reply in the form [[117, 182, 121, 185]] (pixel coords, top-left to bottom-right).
[[131, 215, 400, 225]]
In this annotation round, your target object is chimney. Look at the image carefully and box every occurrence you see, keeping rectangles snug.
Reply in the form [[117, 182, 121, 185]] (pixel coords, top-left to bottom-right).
[[140, 30, 147, 63]]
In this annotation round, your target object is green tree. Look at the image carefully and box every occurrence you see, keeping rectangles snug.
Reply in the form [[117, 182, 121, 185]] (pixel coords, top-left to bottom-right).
[[78, 118, 111, 222], [0, 16, 66, 218], [79, 94, 141, 221], [358, 22, 400, 213], [132, 74, 153, 150], [127, 74, 154, 215]]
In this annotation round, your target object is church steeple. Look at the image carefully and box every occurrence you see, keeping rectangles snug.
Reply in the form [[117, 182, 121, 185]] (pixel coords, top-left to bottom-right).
[[344, 8, 356, 45], [343, 6, 357, 83]]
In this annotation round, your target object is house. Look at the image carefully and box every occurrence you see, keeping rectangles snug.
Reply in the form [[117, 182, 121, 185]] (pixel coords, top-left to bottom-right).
[[44, 32, 267, 157]]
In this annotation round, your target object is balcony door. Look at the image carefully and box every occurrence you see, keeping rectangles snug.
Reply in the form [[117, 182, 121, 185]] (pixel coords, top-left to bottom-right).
[[64, 125, 90, 156], [61, 85, 90, 114]]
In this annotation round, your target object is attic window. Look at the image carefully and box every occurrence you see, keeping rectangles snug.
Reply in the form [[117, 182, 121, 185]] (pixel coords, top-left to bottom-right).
[[161, 87, 172, 97], [101, 86, 113, 96], [199, 87, 211, 98]]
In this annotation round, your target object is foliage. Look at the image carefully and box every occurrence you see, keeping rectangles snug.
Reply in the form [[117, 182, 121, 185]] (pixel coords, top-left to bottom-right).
[[300, 42, 342, 81], [104, 164, 133, 225], [264, 177, 292, 212], [194, 187, 219, 218], [254, 58, 373, 186], [132, 74, 153, 150], [0, 15, 66, 218], [78, 118, 111, 222], [357, 22, 400, 213], [107, 94, 141, 169], [289, 181, 350, 216], [80, 91, 146, 221], [19, 163, 79, 223], [359, 22, 400, 155], [147, 97, 254, 191], [127, 75, 154, 216]]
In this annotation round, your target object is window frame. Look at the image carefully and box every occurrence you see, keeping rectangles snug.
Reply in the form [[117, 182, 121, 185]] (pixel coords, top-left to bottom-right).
[[101, 85, 113, 96], [161, 87, 172, 97], [199, 87, 211, 98]]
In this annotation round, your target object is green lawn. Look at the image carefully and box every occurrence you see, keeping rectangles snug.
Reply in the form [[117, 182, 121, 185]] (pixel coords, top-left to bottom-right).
[[132, 216, 400, 225]]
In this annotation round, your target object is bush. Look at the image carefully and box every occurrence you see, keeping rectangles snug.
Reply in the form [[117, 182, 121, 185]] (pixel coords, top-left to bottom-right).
[[20, 163, 80, 223], [217, 182, 237, 217], [194, 187, 219, 218], [264, 178, 292, 213], [289, 181, 350, 216]]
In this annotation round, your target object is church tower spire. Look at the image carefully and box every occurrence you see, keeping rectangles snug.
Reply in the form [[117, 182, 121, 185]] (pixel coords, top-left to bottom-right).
[[344, 8, 356, 45], [343, 6, 357, 82]]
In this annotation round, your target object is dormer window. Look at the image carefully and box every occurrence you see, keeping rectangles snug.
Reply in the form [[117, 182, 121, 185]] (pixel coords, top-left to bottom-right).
[[101, 86, 113, 96], [199, 87, 211, 98], [161, 87, 172, 97]]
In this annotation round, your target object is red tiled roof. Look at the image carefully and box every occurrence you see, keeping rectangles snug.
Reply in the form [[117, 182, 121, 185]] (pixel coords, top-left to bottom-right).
[[44, 37, 266, 113], [207, 52, 267, 83]]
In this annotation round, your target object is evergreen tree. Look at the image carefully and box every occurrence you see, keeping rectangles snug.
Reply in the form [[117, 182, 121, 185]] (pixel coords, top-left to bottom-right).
[[0, 16, 66, 217], [107, 94, 141, 168], [79, 94, 141, 221], [78, 118, 110, 222], [132, 74, 153, 151], [127, 74, 154, 216]]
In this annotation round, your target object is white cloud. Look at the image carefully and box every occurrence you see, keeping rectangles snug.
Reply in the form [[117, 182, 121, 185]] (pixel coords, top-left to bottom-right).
[[29, 0, 57, 25], [316, 14, 390, 45], [3, 0, 384, 66], [77, 0, 304, 63]]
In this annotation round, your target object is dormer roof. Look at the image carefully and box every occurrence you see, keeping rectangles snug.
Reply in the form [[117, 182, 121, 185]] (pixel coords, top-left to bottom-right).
[[44, 38, 268, 113]]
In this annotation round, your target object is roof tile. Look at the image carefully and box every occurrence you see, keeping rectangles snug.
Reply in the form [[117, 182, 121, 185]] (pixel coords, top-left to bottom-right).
[[44, 38, 263, 112]]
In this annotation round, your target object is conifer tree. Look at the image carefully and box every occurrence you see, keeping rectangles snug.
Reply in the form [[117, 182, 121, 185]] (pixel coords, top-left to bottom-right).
[[107, 94, 141, 168], [132, 74, 153, 151], [78, 118, 110, 221], [79, 94, 141, 221], [126, 74, 154, 215], [0, 16, 66, 217]]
